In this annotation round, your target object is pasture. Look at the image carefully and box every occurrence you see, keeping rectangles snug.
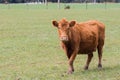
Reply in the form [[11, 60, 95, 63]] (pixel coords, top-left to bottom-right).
[[0, 3, 120, 80]]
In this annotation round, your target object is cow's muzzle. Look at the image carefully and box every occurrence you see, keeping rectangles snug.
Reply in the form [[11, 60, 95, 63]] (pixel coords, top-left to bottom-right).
[[60, 36, 69, 42]]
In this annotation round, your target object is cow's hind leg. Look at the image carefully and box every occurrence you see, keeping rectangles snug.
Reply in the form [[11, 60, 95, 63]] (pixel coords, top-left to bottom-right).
[[84, 53, 93, 70], [97, 45, 103, 69]]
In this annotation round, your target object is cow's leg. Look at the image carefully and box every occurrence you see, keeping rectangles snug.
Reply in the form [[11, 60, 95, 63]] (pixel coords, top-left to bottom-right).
[[97, 45, 103, 69], [67, 51, 78, 74], [84, 53, 93, 70], [61, 42, 72, 59], [97, 38, 104, 69]]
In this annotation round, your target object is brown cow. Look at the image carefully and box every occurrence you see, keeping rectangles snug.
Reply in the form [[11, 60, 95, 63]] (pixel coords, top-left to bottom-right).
[[52, 18, 105, 74]]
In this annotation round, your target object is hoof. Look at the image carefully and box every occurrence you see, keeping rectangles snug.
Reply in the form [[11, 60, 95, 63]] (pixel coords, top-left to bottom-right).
[[67, 70, 74, 74], [84, 66, 88, 70], [98, 64, 102, 69]]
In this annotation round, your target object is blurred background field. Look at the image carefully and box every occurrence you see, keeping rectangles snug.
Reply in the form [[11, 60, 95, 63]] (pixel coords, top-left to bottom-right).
[[0, 3, 120, 80]]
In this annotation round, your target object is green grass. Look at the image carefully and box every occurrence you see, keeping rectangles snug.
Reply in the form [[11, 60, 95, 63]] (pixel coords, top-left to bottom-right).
[[0, 3, 120, 80]]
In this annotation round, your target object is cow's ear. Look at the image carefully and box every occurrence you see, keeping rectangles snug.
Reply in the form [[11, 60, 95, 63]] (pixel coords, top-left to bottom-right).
[[69, 21, 76, 27], [52, 20, 58, 27]]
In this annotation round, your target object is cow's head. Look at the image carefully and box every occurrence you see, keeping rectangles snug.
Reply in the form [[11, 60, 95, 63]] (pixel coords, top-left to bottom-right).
[[52, 19, 76, 42]]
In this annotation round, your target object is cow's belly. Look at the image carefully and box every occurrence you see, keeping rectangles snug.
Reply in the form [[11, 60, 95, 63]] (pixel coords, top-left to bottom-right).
[[78, 41, 97, 54]]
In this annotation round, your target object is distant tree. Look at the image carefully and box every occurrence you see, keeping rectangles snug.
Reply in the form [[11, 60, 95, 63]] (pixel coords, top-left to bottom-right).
[[51, 0, 57, 2], [0, 0, 119, 3]]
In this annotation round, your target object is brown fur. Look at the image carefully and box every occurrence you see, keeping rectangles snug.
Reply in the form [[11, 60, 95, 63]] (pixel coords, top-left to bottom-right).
[[52, 19, 105, 74]]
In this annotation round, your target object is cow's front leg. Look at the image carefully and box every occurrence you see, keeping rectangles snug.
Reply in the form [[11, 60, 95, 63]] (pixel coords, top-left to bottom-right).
[[67, 51, 78, 74]]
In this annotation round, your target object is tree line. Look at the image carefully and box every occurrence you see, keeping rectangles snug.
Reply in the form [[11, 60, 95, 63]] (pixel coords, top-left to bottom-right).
[[0, 0, 120, 3]]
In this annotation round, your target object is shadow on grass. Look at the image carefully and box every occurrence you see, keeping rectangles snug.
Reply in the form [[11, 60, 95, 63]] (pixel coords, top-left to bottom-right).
[[78, 64, 120, 74], [61, 64, 120, 76]]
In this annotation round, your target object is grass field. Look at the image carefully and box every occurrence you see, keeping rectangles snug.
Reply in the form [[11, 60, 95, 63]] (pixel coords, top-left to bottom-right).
[[0, 3, 120, 80]]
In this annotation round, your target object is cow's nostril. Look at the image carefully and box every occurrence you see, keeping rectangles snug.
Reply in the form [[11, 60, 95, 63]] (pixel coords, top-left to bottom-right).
[[60, 36, 68, 41]]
